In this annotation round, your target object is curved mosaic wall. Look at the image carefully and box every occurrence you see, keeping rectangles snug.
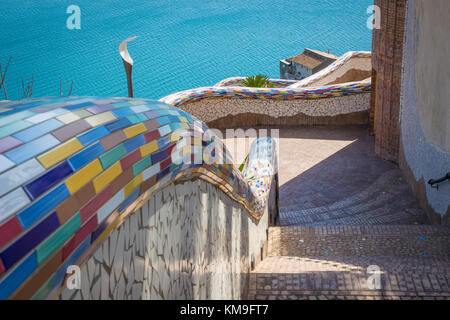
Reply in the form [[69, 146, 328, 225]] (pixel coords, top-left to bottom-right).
[[0, 97, 277, 299], [160, 80, 371, 108]]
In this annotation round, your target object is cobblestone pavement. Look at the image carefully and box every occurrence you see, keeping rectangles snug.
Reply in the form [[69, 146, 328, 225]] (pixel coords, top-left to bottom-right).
[[225, 126, 450, 300], [249, 256, 450, 300]]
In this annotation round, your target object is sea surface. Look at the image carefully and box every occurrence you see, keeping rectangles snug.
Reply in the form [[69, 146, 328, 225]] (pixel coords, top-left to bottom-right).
[[0, 0, 373, 101]]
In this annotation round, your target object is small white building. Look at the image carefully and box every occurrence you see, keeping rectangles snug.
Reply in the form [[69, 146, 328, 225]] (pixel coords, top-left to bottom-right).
[[280, 48, 338, 80]]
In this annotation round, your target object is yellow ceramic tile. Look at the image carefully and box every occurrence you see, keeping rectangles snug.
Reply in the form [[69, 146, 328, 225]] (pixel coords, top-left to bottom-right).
[[182, 145, 191, 156], [85, 111, 116, 127], [37, 138, 84, 169], [73, 109, 92, 118], [124, 173, 143, 198], [56, 112, 80, 124], [170, 131, 181, 142], [65, 160, 103, 194], [56, 110, 92, 124], [93, 162, 122, 193], [140, 141, 159, 157], [124, 123, 146, 139]]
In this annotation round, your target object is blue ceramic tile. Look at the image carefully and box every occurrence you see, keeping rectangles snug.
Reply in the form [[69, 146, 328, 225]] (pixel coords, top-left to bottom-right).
[[77, 125, 110, 146], [158, 124, 172, 137], [4, 134, 60, 164], [68, 142, 105, 170], [123, 134, 145, 153], [156, 167, 170, 181], [157, 136, 170, 149], [111, 108, 134, 118], [12, 118, 63, 143], [157, 110, 171, 116], [151, 150, 167, 164], [105, 118, 131, 132], [0, 188, 30, 223], [26, 108, 69, 124], [0, 212, 59, 270], [111, 102, 132, 108], [0, 110, 35, 127], [170, 123, 182, 131], [156, 116, 170, 126], [0, 120, 34, 139], [126, 114, 147, 124], [119, 187, 140, 213], [130, 105, 150, 113], [0, 251, 37, 300], [24, 161, 73, 199], [64, 101, 94, 111], [17, 183, 71, 229]]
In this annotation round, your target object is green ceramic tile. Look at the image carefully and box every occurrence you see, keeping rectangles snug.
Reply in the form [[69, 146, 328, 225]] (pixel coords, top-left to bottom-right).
[[35, 213, 81, 265], [100, 143, 126, 169], [132, 155, 151, 176]]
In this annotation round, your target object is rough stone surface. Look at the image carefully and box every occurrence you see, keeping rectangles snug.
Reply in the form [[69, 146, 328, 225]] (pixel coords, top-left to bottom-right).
[[60, 179, 268, 300]]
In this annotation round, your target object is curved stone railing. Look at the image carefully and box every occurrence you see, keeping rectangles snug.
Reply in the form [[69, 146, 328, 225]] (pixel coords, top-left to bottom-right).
[[287, 51, 371, 88], [0, 96, 277, 299], [160, 51, 371, 127]]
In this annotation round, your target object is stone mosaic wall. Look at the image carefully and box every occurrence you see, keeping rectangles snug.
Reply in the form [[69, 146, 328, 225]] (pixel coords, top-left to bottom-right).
[[59, 179, 269, 300], [165, 93, 370, 125], [0, 97, 277, 299], [159, 51, 371, 126]]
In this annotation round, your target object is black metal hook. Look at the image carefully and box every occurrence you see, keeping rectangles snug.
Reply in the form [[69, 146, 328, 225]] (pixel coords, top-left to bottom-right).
[[428, 173, 450, 190]]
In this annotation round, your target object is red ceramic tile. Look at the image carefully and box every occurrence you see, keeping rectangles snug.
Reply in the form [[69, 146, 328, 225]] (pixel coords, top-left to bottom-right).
[[0, 216, 23, 249], [79, 186, 112, 223], [0, 258, 4, 276], [160, 158, 172, 170], [120, 149, 141, 170], [144, 130, 161, 142], [62, 214, 98, 261]]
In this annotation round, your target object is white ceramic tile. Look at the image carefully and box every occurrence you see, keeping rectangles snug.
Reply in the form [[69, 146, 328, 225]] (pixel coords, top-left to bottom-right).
[[142, 163, 160, 181], [26, 108, 69, 124], [97, 189, 124, 223], [0, 159, 45, 197], [0, 187, 30, 223], [0, 155, 15, 174]]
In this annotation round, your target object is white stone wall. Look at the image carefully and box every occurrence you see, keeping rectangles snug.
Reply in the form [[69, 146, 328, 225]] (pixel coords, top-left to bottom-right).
[[178, 93, 370, 123], [59, 179, 269, 300]]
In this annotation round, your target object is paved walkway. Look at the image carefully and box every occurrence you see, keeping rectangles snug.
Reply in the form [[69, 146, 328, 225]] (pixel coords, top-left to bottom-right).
[[222, 126, 450, 300]]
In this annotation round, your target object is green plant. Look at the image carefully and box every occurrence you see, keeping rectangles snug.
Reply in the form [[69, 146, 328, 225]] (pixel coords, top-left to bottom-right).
[[241, 75, 275, 88]]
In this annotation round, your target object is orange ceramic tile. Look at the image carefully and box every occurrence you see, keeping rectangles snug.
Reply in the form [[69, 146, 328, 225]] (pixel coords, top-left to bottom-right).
[[65, 159, 103, 194], [37, 138, 84, 169], [123, 123, 146, 139], [93, 162, 122, 193]]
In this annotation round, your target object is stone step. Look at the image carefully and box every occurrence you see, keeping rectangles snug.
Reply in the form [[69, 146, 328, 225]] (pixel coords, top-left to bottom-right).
[[249, 255, 450, 300], [268, 225, 450, 258], [280, 169, 402, 217]]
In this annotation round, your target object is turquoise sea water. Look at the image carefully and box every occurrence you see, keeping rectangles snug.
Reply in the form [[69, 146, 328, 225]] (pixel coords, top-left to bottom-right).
[[0, 0, 372, 100]]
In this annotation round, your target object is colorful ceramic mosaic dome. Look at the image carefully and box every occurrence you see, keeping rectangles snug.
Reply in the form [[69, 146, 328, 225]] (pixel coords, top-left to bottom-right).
[[0, 97, 276, 299]]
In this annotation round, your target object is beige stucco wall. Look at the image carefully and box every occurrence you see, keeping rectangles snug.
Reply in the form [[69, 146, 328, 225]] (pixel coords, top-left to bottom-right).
[[415, 0, 450, 152], [59, 179, 269, 300]]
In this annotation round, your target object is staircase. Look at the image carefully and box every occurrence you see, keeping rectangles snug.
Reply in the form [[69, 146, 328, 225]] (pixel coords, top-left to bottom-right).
[[249, 171, 450, 300]]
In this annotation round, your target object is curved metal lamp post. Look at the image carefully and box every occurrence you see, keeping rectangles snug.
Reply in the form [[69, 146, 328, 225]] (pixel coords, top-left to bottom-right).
[[119, 36, 137, 98]]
